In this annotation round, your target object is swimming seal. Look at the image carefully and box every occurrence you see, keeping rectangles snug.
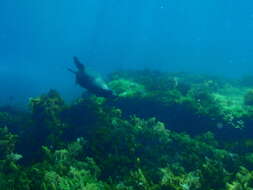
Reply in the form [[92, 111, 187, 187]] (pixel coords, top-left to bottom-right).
[[68, 56, 116, 98]]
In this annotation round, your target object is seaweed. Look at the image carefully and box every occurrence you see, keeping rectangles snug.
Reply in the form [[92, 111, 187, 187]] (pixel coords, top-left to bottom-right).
[[1, 71, 253, 189]]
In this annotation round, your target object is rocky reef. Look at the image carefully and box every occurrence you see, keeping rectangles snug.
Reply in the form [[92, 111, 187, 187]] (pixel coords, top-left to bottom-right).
[[0, 70, 253, 189]]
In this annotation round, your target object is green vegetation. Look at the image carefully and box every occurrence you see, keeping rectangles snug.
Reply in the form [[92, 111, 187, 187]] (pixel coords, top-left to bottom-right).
[[108, 71, 253, 135], [0, 71, 253, 189], [244, 89, 253, 106]]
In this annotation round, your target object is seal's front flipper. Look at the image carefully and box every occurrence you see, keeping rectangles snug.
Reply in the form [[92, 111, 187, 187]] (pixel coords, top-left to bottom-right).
[[68, 68, 77, 74], [73, 56, 85, 72]]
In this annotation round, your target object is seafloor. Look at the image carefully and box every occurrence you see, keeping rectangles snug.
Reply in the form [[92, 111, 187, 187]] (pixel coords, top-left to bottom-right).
[[1, 70, 253, 190]]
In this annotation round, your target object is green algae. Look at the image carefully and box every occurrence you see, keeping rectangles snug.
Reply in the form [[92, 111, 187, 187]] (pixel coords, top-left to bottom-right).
[[0, 71, 253, 189], [108, 79, 146, 97]]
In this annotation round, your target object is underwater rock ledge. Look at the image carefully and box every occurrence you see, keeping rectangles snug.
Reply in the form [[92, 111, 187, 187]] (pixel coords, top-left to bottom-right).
[[0, 71, 253, 189]]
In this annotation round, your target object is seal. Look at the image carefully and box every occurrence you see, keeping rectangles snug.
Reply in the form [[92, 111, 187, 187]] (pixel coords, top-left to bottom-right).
[[68, 56, 116, 98]]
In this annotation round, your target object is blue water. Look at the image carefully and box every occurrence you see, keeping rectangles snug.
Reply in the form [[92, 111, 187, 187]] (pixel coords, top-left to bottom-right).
[[1, 0, 253, 105]]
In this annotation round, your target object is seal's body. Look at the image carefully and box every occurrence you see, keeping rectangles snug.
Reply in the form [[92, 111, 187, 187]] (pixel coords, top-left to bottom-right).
[[69, 56, 116, 98]]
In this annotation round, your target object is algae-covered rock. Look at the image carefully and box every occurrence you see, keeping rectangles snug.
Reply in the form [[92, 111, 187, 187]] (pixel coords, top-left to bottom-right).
[[0, 127, 32, 190], [0, 126, 17, 159], [28, 90, 67, 147], [41, 167, 104, 190], [29, 138, 107, 190], [244, 90, 253, 106], [3, 71, 253, 190], [160, 167, 201, 190], [226, 167, 253, 190], [108, 79, 146, 97]]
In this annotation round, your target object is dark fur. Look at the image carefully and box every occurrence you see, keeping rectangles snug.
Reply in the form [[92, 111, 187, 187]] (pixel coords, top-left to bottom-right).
[[69, 56, 116, 98]]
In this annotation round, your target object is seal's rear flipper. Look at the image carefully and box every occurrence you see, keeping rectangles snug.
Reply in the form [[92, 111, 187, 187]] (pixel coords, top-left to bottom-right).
[[73, 56, 85, 72]]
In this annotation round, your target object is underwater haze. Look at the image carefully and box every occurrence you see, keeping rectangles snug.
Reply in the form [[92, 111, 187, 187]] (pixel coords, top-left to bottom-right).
[[3, 1, 253, 189], [1, 0, 253, 104]]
